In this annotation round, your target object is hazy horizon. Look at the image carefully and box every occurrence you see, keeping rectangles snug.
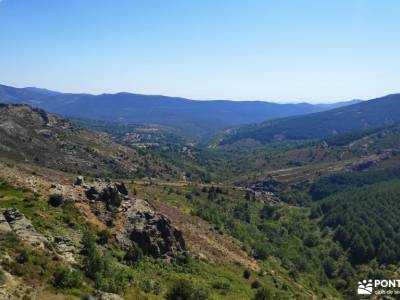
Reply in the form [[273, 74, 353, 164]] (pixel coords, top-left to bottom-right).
[[1, 82, 368, 105], [1, 0, 399, 102]]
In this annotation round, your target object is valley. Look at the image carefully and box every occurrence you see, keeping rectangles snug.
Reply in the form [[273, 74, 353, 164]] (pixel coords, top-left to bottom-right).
[[2, 1, 399, 299], [1, 93, 400, 299]]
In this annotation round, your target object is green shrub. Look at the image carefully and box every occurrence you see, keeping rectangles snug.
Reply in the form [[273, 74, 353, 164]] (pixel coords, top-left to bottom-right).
[[53, 268, 82, 288], [16, 249, 30, 264], [0, 269, 6, 285], [124, 246, 143, 264], [81, 231, 132, 294], [243, 269, 251, 279], [142, 279, 161, 295], [48, 194, 64, 207], [254, 287, 273, 300], [212, 280, 231, 295], [97, 230, 110, 245], [251, 280, 261, 289], [166, 280, 210, 300]]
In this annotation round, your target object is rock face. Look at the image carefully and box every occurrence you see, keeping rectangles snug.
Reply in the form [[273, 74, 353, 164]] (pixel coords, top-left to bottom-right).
[[0, 212, 11, 232], [85, 181, 127, 210], [74, 175, 85, 186], [52, 236, 76, 263], [252, 179, 284, 192], [0, 208, 77, 263], [0, 208, 48, 249], [82, 180, 185, 258], [117, 199, 185, 258], [92, 290, 123, 300]]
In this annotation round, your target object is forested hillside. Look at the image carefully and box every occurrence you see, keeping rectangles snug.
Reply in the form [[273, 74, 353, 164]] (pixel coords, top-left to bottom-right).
[[221, 94, 400, 144], [0, 84, 358, 138]]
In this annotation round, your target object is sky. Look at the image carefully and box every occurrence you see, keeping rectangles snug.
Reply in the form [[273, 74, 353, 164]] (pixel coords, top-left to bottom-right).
[[0, 0, 399, 103]]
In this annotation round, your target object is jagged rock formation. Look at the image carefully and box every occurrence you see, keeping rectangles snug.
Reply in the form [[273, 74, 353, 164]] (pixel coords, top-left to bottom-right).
[[252, 178, 284, 193], [82, 179, 185, 258], [0, 208, 48, 249], [91, 290, 123, 300], [0, 265, 35, 300], [84, 180, 128, 210], [117, 199, 185, 258], [52, 236, 76, 264], [0, 208, 76, 263]]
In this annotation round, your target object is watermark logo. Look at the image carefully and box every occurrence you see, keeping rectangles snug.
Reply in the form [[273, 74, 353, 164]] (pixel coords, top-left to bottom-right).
[[357, 279, 373, 295], [357, 279, 400, 296]]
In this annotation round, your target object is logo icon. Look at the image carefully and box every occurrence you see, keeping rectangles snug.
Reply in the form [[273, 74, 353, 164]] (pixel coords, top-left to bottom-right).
[[358, 279, 373, 295]]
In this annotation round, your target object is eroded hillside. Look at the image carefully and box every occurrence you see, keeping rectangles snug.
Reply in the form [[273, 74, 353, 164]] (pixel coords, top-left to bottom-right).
[[0, 104, 178, 179]]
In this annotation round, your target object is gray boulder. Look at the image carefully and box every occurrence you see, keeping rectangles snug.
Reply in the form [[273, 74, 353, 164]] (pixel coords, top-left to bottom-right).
[[84, 182, 124, 210], [1, 208, 48, 249], [75, 175, 85, 186], [118, 199, 185, 258]]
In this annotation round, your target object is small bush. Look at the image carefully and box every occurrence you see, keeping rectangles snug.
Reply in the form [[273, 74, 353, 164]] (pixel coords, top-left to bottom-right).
[[53, 268, 82, 289], [0, 269, 6, 285], [166, 280, 210, 300], [143, 279, 161, 295], [254, 287, 273, 300], [124, 246, 143, 264], [174, 253, 192, 265], [212, 280, 231, 295], [251, 280, 261, 289], [97, 230, 110, 245], [16, 249, 30, 264], [81, 232, 132, 294], [243, 269, 251, 279], [48, 194, 64, 207]]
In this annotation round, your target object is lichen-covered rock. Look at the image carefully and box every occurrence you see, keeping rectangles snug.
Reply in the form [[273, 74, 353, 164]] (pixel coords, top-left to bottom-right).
[[115, 182, 128, 195], [100, 186, 122, 210], [84, 182, 124, 210], [85, 186, 100, 201], [118, 199, 185, 258], [92, 290, 123, 300], [53, 236, 76, 263], [0, 213, 11, 232], [0, 266, 35, 300], [82, 180, 185, 258], [0, 208, 48, 249], [74, 175, 85, 186]]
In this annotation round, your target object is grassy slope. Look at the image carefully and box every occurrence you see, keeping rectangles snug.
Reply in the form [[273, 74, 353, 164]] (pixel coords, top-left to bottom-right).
[[0, 178, 344, 299], [130, 181, 343, 299]]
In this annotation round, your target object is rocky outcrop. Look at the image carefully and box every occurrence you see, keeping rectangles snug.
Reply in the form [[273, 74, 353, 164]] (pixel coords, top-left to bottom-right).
[[82, 180, 185, 259], [52, 236, 76, 263], [0, 212, 11, 232], [0, 208, 48, 249], [74, 175, 85, 186], [0, 265, 35, 300], [117, 199, 185, 258], [91, 290, 123, 300], [84, 181, 128, 210], [252, 178, 284, 192], [0, 208, 77, 263]]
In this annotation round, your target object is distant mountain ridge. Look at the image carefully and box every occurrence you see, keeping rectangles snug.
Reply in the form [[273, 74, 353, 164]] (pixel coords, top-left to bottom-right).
[[0, 84, 359, 137], [220, 93, 400, 144]]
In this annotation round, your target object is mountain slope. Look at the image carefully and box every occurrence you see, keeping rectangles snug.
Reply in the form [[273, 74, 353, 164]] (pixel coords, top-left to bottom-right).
[[0, 84, 358, 137], [0, 104, 177, 178], [221, 93, 400, 144]]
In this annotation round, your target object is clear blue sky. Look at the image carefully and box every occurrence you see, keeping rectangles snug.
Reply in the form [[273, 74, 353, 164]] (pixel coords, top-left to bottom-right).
[[0, 0, 399, 102]]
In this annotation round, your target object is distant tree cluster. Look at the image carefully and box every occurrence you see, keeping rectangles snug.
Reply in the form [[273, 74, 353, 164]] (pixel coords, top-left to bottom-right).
[[310, 167, 400, 200], [317, 180, 400, 265]]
